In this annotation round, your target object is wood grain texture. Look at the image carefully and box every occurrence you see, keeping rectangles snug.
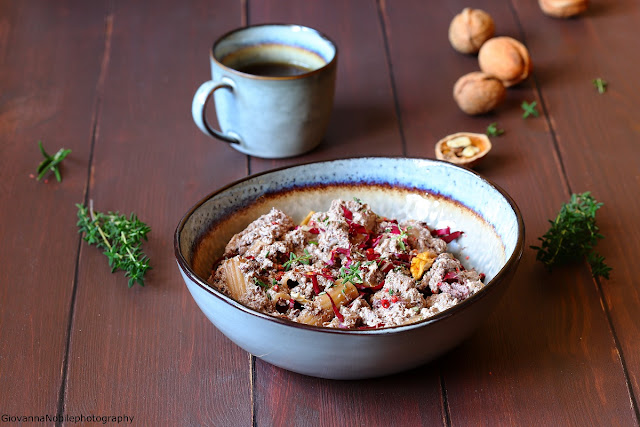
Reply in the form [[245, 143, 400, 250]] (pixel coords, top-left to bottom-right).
[[381, 0, 638, 424], [248, 0, 403, 174], [2, 0, 639, 425], [511, 0, 640, 409], [0, 0, 106, 418], [62, 2, 252, 425], [247, 1, 443, 426]]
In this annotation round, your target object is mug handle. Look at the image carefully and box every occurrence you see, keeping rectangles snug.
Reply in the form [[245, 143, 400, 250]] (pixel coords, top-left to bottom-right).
[[192, 78, 240, 144]]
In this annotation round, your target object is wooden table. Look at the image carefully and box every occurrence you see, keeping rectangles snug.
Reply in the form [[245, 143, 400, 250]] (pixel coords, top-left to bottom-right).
[[2, 1, 639, 425]]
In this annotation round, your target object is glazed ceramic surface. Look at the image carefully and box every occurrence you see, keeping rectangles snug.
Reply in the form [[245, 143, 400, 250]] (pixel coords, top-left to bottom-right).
[[191, 24, 337, 158], [175, 157, 524, 379]]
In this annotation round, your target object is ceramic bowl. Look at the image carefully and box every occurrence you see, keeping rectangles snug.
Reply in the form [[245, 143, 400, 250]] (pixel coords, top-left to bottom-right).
[[175, 157, 524, 379]]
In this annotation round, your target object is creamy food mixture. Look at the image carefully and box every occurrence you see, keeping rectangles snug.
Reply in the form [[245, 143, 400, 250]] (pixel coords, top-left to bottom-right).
[[208, 198, 485, 329]]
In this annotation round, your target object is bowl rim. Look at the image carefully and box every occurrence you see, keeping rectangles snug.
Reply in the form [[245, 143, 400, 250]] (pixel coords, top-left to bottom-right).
[[174, 156, 525, 335]]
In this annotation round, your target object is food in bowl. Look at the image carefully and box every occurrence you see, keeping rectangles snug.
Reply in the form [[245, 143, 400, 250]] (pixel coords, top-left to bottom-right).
[[175, 157, 524, 379], [209, 198, 486, 329]]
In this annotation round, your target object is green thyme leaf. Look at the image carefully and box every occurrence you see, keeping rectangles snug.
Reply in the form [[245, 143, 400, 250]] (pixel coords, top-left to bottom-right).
[[282, 249, 312, 271], [592, 78, 607, 94], [339, 261, 363, 284], [486, 122, 505, 136], [521, 101, 539, 119]]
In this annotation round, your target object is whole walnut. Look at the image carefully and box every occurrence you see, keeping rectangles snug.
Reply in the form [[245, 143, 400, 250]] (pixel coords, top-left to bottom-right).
[[453, 71, 506, 115], [448, 8, 495, 54], [539, 0, 588, 18], [478, 36, 532, 87]]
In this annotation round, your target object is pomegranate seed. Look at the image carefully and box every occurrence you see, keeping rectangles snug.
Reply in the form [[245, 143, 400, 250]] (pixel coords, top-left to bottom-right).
[[391, 295, 398, 303], [381, 299, 390, 308]]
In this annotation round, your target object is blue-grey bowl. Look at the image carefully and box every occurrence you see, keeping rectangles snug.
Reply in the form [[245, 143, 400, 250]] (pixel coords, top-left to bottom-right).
[[175, 157, 524, 379]]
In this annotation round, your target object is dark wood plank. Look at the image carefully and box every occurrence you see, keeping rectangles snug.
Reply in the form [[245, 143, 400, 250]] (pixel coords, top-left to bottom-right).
[[382, 0, 638, 424], [62, 2, 253, 425], [247, 2, 444, 426], [248, 0, 404, 174], [511, 0, 640, 410], [0, 0, 107, 418]]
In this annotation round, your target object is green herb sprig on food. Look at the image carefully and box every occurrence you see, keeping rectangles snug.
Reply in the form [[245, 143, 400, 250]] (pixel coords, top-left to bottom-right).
[[76, 201, 151, 287], [36, 141, 71, 182], [531, 192, 611, 280], [283, 249, 312, 271], [339, 261, 363, 284]]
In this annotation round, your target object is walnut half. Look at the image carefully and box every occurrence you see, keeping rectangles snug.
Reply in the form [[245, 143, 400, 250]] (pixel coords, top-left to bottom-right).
[[435, 132, 492, 168]]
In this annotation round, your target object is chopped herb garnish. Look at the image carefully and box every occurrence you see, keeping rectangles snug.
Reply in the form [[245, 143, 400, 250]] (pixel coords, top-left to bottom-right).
[[282, 249, 312, 270], [353, 197, 362, 203], [254, 277, 269, 289], [486, 122, 505, 136], [593, 78, 607, 94], [531, 192, 611, 280], [339, 261, 363, 284], [36, 141, 71, 182], [521, 101, 539, 119], [395, 228, 409, 251], [309, 241, 319, 245]]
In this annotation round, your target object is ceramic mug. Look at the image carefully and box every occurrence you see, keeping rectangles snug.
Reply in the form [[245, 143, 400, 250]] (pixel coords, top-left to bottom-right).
[[192, 24, 338, 159]]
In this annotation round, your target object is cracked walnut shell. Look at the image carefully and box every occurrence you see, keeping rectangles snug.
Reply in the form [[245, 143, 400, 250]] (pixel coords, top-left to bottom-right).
[[435, 133, 492, 168], [448, 8, 495, 54], [453, 71, 506, 115], [478, 37, 532, 87]]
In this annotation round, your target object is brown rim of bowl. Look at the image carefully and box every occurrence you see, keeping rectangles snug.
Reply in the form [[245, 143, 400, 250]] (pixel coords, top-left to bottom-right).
[[209, 23, 338, 81], [174, 156, 525, 335]]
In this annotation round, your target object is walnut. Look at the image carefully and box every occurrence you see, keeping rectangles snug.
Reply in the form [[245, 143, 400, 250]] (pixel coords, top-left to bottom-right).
[[435, 132, 492, 168], [448, 8, 495, 54], [478, 36, 532, 87], [539, 0, 588, 18], [453, 71, 506, 115]]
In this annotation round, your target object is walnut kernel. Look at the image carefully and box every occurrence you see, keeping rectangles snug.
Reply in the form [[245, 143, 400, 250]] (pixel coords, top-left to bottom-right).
[[478, 36, 532, 87], [448, 8, 495, 54], [453, 71, 506, 115]]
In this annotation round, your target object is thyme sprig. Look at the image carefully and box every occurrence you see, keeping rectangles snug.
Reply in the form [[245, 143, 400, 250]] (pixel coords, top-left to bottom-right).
[[37, 141, 71, 182], [339, 261, 363, 284], [76, 200, 152, 287], [531, 192, 611, 280], [282, 249, 312, 271]]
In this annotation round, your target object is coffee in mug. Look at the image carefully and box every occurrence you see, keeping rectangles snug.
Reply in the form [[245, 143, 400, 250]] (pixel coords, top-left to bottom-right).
[[192, 24, 337, 159]]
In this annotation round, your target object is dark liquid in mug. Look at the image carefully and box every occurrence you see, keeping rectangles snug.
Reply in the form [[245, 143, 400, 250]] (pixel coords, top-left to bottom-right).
[[235, 61, 313, 77]]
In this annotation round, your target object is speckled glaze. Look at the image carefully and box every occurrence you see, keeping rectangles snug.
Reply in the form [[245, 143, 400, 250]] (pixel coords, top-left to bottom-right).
[[175, 157, 524, 379], [191, 24, 337, 158]]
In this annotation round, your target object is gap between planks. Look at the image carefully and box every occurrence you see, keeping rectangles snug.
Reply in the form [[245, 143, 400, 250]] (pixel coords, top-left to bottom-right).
[[55, 4, 114, 426]]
